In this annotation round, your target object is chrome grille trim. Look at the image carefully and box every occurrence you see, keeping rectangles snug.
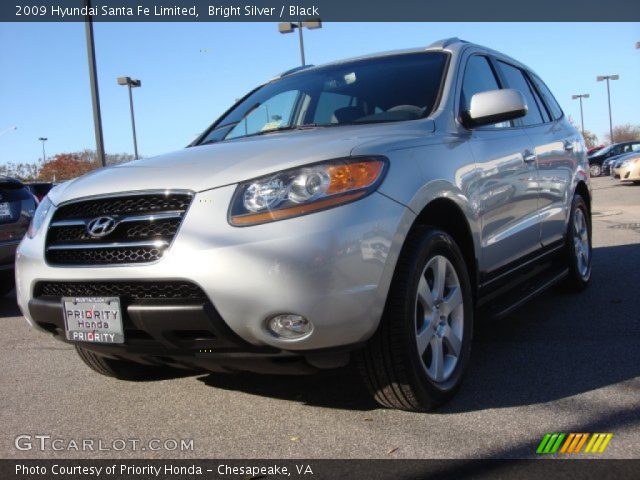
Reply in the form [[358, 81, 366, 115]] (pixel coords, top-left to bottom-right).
[[47, 240, 169, 251], [45, 191, 193, 266]]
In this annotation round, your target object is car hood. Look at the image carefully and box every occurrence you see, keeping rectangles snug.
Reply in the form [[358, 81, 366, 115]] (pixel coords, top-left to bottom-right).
[[49, 122, 432, 205]]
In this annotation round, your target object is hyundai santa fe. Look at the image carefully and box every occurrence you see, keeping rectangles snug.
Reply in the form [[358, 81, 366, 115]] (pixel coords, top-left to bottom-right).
[[16, 38, 592, 411]]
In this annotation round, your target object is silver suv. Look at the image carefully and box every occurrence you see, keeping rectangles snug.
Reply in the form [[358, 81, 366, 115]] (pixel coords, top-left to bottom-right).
[[16, 38, 592, 411]]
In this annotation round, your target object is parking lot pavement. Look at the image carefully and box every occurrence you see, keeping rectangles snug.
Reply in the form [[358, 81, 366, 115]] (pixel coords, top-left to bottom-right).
[[0, 176, 638, 460]]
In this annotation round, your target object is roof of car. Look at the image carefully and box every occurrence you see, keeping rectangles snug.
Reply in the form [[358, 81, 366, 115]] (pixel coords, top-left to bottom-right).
[[275, 38, 473, 79], [275, 37, 533, 80]]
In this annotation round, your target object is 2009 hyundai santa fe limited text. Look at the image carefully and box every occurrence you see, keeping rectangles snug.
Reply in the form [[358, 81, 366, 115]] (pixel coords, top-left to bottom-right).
[[16, 38, 592, 411]]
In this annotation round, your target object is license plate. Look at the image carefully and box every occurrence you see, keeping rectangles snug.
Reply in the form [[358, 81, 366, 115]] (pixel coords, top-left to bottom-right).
[[62, 297, 124, 344], [0, 202, 10, 217]]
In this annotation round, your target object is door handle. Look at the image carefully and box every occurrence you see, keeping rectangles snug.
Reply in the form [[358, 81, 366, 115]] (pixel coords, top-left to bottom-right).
[[564, 141, 574, 151], [523, 152, 537, 163]]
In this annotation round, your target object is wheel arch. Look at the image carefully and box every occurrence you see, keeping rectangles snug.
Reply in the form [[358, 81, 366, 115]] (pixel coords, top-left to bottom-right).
[[408, 196, 480, 301]]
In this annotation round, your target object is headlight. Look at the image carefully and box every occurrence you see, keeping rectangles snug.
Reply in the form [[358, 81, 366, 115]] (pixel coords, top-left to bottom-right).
[[26, 196, 53, 239], [229, 157, 388, 226]]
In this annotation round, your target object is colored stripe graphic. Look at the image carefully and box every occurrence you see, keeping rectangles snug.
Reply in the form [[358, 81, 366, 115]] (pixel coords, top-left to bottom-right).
[[536, 433, 565, 454], [537, 433, 612, 454], [585, 433, 613, 453], [560, 433, 588, 453]]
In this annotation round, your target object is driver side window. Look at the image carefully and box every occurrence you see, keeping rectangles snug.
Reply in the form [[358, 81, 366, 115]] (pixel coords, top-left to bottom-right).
[[461, 56, 509, 128]]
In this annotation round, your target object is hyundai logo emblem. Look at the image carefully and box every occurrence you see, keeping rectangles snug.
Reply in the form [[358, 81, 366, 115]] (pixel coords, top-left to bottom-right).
[[86, 216, 117, 238]]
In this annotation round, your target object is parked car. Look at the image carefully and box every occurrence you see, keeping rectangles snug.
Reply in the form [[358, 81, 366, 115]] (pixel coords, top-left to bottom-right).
[[607, 152, 636, 177], [602, 152, 633, 176], [615, 152, 640, 183], [588, 141, 640, 177], [26, 182, 56, 202], [16, 38, 592, 411], [0, 177, 37, 295]]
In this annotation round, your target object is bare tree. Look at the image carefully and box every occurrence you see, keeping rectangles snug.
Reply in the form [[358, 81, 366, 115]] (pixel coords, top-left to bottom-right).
[[606, 124, 640, 144]]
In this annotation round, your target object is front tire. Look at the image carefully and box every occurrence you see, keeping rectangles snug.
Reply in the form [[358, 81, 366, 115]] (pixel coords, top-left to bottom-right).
[[562, 194, 592, 291], [589, 164, 602, 177], [357, 227, 473, 411]]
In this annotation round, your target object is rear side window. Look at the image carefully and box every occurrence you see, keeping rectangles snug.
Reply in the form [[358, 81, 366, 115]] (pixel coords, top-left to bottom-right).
[[530, 74, 564, 120], [497, 61, 544, 126]]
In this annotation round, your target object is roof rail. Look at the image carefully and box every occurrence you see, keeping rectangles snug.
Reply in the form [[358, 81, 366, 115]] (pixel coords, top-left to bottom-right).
[[426, 37, 466, 49], [274, 64, 315, 79]]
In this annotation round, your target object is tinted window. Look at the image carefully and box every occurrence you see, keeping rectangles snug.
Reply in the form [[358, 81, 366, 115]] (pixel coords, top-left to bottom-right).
[[313, 92, 355, 124], [199, 52, 448, 144], [461, 56, 501, 113], [461, 56, 510, 128], [497, 61, 544, 126], [530, 74, 563, 120], [526, 75, 551, 123]]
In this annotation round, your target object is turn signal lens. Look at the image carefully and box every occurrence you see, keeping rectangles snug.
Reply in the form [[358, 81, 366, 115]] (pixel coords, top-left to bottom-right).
[[229, 157, 387, 226]]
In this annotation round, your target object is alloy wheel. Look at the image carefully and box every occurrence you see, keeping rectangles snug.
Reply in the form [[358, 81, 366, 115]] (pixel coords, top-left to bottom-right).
[[415, 255, 464, 383], [573, 208, 590, 278]]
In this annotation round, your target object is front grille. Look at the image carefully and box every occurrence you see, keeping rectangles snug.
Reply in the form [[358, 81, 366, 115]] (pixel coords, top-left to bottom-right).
[[45, 192, 192, 266], [35, 281, 206, 301]]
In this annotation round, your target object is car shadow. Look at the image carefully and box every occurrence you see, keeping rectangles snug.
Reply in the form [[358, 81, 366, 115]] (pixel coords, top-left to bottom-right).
[[5, 242, 638, 412], [197, 243, 640, 413], [440, 242, 640, 413], [198, 367, 378, 411]]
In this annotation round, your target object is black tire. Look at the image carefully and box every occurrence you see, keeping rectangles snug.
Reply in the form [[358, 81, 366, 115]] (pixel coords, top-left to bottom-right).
[[562, 194, 592, 292], [356, 227, 474, 412], [75, 346, 169, 381], [589, 164, 602, 177]]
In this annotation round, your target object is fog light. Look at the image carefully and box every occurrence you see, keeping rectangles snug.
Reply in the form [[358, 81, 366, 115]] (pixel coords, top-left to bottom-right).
[[268, 314, 313, 339]]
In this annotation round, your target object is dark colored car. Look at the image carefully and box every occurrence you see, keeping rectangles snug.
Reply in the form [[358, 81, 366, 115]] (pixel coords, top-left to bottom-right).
[[26, 182, 55, 202], [0, 177, 37, 295], [588, 141, 640, 177]]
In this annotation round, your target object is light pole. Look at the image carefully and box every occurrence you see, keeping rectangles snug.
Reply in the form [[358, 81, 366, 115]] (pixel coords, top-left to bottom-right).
[[278, 20, 322, 66], [597, 74, 619, 144], [117, 76, 141, 159], [571, 94, 589, 136], [38, 137, 47, 163], [84, 0, 106, 167]]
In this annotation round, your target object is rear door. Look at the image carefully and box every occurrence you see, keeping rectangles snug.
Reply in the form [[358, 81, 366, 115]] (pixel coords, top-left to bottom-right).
[[495, 62, 577, 247]]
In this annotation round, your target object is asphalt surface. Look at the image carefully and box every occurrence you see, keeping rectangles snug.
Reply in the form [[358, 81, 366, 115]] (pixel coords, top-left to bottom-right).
[[1, 176, 638, 460]]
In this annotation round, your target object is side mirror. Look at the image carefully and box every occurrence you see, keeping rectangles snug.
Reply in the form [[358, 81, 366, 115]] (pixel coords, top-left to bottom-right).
[[463, 89, 527, 128]]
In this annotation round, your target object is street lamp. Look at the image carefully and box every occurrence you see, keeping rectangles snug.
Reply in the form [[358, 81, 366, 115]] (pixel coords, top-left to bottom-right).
[[596, 75, 619, 144], [278, 20, 322, 66], [38, 137, 47, 163], [117, 76, 142, 159], [571, 94, 589, 136]]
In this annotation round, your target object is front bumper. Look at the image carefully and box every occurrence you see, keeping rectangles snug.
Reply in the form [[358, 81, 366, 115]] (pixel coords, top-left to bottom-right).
[[17, 185, 413, 356]]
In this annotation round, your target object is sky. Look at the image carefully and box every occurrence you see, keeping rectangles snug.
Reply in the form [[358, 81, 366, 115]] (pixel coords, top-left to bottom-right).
[[0, 22, 639, 166]]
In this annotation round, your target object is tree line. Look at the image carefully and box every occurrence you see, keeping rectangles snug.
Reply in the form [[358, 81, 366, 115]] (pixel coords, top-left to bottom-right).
[[0, 150, 136, 183]]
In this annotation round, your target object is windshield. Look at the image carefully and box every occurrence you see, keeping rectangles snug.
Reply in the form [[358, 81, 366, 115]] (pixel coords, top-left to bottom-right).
[[198, 52, 448, 144]]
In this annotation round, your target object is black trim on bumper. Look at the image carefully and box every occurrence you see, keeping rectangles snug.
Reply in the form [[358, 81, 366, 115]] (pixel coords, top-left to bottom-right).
[[29, 297, 277, 355]]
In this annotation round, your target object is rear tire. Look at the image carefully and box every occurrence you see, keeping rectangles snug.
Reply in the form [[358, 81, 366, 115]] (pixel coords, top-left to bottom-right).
[[589, 164, 602, 177], [75, 346, 169, 381], [562, 194, 592, 292], [356, 227, 473, 412]]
